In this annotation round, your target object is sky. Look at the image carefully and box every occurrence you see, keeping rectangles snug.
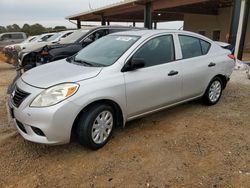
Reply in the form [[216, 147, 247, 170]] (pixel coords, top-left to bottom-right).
[[0, 0, 183, 29]]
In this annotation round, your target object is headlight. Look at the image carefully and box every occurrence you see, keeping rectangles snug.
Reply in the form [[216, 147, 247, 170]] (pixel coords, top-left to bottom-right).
[[30, 83, 79, 107]]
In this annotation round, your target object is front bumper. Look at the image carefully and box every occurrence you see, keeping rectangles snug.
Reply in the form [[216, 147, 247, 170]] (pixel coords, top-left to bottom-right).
[[8, 79, 80, 145]]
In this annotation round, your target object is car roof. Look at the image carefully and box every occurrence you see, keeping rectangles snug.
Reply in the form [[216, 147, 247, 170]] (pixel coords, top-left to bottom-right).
[[92, 25, 144, 29], [60, 30, 75, 34], [109, 29, 212, 41]]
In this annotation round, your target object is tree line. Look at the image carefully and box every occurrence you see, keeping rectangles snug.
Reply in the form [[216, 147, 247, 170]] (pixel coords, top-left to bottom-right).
[[0, 24, 68, 36]]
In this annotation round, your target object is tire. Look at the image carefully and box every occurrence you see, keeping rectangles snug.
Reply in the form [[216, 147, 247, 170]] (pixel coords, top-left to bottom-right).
[[76, 104, 115, 150], [202, 77, 223, 106]]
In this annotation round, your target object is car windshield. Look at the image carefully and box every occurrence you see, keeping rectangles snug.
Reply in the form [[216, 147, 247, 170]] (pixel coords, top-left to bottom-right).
[[46, 33, 61, 42], [60, 30, 89, 44], [72, 35, 140, 67]]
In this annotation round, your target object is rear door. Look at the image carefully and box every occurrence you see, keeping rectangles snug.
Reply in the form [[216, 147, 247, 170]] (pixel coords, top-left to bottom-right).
[[177, 34, 213, 99], [124, 34, 182, 118]]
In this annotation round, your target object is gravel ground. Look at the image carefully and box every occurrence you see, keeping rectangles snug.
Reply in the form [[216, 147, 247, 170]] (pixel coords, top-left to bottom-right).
[[0, 62, 250, 188]]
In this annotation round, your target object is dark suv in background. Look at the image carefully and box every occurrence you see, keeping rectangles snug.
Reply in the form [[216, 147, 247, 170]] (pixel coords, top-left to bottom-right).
[[18, 26, 142, 71]]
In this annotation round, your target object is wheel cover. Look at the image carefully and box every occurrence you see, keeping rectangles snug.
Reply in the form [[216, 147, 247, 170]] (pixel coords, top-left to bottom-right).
[[91, 110, 113, 144], [209, 80, 222, 103]]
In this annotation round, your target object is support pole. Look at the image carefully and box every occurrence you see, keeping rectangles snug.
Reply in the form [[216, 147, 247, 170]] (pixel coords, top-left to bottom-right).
[[154, 22, 157, 29], [133, 21, 136, 27], [77, 20, 81, 29], [229, 0, 241, 46], [144, 2, 152, 29], [238, 0, 250, 60], [101, 15, 106, 26]]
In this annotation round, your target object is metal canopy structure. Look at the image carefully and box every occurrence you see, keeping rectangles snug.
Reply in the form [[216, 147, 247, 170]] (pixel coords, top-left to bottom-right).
[[66, 0, 250, 60], [66, 0, 233, 24]]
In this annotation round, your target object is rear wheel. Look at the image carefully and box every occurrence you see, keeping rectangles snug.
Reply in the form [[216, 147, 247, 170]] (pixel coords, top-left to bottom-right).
[[202, 77, 223, 105], [76, 104, 115, 150]]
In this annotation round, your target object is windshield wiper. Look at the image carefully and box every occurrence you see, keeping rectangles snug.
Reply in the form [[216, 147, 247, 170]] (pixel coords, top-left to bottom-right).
[[74, 59, 94, 67], [71, 56, 94, 67]]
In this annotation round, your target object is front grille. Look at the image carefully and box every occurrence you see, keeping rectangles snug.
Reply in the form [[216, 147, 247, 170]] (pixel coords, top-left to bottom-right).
[[16, 120, 27, 134], [11, 86, 30, 108]]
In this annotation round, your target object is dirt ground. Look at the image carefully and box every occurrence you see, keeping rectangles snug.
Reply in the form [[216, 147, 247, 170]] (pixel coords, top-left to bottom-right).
[[0, 62, 250, 188]]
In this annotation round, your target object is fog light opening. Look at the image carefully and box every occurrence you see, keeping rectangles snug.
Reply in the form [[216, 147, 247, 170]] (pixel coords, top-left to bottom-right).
[[31, 126, 45, 137]]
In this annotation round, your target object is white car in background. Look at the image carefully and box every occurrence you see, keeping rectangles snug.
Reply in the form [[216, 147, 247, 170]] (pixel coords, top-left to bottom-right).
[[15, 30, 74, 53], [3, 35, 38, 51], [14, 33, 56, 52]]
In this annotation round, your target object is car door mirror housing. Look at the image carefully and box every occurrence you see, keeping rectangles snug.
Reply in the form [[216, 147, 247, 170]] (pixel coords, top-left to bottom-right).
[[121, 58, 145, 72]]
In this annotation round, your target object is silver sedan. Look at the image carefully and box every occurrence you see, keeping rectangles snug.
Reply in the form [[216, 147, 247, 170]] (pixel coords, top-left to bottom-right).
[[8, 30, 235, 150]]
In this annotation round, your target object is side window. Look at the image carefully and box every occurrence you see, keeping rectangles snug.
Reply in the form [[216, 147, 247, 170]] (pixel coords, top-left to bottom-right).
[[41, 35, 48, 41], [200, 40, 211, 55], [41, 34, 53, 41], [133, 35, 175, 67], [2, 34, 11, 40], [11, 34, 24, 39], [62, 32, 72, 38], [90, 29, 109, 41], [179, 35, 203, 59]]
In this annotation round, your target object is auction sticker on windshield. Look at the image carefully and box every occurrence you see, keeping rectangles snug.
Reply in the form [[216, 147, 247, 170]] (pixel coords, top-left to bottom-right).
[[116, 36, 136, 42]]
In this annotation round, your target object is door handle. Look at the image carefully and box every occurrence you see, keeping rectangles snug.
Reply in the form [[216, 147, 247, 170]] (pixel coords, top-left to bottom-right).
[[208, 62, 216, 67], [168, 70, 179, 76]]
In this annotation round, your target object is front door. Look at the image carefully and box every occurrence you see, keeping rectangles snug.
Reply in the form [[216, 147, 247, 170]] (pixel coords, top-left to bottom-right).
[[123, 35, 182, 118]]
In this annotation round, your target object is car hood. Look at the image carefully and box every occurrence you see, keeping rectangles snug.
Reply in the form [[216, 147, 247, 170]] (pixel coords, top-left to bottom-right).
[[21, 59, 102, 88]]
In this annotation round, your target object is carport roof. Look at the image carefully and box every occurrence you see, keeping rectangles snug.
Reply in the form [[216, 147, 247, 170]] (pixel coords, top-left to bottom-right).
[[66, 0, 233, 23]]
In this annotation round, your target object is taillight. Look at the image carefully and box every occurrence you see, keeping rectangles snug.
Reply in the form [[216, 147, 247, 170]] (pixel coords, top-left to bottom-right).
[[228, 54, 236, 64]]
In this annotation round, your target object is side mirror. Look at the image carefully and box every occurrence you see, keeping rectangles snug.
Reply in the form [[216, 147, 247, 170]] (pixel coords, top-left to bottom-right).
[[121, 58, 145, 72]]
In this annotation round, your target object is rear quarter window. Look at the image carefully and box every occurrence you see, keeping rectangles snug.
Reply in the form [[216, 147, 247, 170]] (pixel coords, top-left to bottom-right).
[[179, 35, 211, 59], [200, 40, 211, 55]]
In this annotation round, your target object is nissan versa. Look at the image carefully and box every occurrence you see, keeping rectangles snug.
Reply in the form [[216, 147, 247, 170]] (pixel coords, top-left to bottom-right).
[[8, 30, 235, 150]]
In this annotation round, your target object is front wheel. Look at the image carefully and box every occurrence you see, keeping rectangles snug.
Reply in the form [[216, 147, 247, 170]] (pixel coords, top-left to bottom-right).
[[202, 77, 223, 105], [76, 104, 115, 150]]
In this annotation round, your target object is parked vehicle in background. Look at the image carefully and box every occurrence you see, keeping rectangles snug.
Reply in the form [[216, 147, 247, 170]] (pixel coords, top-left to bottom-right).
[[0, 32, 27, 49], [18, 26, 143, 72], [3, 35, 39, 65], [14, 32, 56, 52], [8, 30, 235, 150], [17, 30, 74, 54], [4, 35, 38, 51], [43, 30, 74, 43]]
